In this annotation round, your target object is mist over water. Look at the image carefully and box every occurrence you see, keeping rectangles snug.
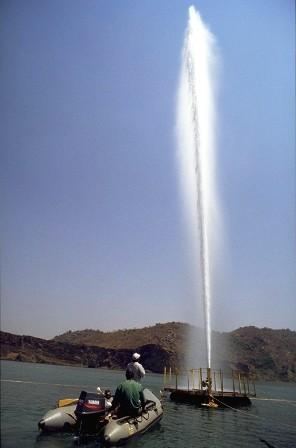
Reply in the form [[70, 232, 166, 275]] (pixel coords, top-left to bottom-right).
[[177, 6, 221, 369]]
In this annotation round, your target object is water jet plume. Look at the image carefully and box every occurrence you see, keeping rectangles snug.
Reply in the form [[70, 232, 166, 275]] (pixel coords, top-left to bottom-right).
[[176, 6, 221, 369]]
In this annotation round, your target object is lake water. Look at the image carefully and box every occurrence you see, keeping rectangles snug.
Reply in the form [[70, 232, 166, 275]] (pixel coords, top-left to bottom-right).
[[1, 360, 296, 447]]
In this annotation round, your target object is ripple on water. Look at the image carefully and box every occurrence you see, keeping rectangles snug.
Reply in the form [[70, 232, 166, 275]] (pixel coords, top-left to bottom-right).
[[1, 362, 296, 448]]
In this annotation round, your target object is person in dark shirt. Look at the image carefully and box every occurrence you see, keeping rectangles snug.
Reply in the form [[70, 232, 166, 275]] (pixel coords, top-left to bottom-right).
[[110, 369, 146, 418], [126, 352, 145, 382]]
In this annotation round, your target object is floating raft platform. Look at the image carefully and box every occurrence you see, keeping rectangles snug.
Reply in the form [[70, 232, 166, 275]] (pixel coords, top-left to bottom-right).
[[165, 387, 252, 407], [163, 367, 256, 408]]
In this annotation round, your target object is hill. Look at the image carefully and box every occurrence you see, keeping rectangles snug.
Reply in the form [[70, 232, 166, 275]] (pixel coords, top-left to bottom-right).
[[0, 327, 177, 373], [229, 326, 296, 381], [53, 322, 187, 352], [1, 323, 296, 381]]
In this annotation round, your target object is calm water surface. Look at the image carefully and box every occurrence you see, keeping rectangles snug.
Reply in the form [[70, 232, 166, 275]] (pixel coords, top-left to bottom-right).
[[1, 361, 295, 448]]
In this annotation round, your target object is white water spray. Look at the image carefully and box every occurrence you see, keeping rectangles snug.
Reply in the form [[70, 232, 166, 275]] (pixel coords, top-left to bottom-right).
[[177, 6, 220, 369]]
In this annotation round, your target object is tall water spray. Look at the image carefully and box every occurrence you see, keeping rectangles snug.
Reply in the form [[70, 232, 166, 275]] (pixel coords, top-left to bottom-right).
[[177, 6, 219, 369]]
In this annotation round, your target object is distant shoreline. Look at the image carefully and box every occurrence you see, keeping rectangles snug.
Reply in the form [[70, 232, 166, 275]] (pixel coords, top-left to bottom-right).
[[1, 323, 295, 382]]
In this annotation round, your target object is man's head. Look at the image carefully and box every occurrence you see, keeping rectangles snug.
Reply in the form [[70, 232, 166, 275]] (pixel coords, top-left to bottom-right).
[[132, 352, 140, 361]]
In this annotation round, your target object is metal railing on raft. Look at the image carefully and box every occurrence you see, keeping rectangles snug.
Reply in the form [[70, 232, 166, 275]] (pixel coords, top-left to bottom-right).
[[163, 367, 256, 397]]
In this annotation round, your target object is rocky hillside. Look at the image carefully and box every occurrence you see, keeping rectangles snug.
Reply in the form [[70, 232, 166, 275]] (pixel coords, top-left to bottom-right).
[[1, 323, 296, 381], [53, 322, 187, 353], [0, 330, 176, 373], [228, 326, 296, 381]]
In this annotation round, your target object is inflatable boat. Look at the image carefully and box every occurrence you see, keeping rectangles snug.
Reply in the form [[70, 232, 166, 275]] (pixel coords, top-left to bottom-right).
[[38, 398, 78, 433], [38, 388, 163, 445], [103, 389, 163, 446]]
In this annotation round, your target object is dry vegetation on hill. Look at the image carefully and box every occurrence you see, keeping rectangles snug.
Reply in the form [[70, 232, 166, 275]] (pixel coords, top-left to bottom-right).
[[53, 322, 188, 353], [1, 323, 296, 381]]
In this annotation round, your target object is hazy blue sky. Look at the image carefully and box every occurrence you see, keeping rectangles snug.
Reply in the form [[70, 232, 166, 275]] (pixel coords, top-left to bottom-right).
[[1, 0, 295, 339]]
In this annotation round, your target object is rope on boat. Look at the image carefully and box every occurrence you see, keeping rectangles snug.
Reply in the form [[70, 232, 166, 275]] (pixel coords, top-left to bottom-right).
[[141, 410, 150, 421]]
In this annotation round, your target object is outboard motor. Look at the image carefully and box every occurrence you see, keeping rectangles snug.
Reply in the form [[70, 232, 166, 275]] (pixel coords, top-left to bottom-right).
[[75, 390, 106, 437]]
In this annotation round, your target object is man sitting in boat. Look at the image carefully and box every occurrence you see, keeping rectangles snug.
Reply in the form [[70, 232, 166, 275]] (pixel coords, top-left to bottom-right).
[[126, 352, 145, 382], [110, 369, 146, 418]]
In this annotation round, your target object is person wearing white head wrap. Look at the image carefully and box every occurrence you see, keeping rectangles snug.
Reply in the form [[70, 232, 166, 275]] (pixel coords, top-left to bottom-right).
[[126, 352, 145, 382]]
